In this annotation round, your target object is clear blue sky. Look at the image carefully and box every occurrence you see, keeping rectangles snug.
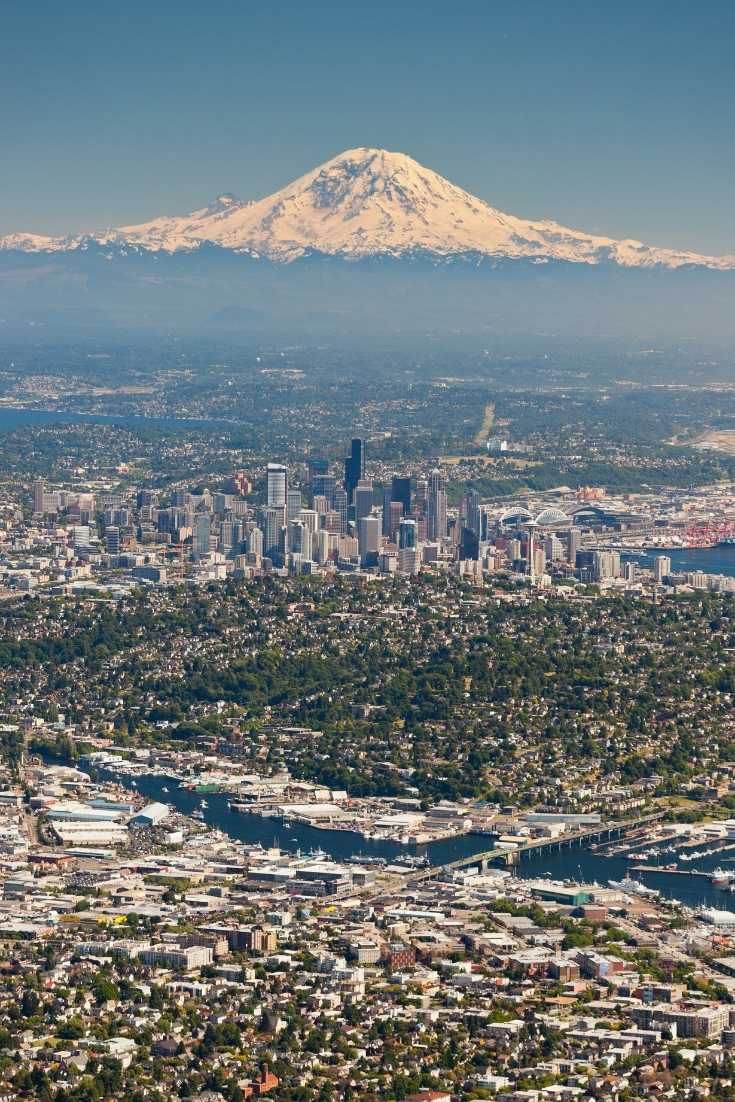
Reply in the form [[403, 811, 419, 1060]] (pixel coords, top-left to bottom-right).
[[2, 0, 734, 253]]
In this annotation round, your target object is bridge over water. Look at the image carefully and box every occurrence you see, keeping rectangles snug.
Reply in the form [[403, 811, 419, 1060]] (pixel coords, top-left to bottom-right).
[[405, 811, 665, 885]]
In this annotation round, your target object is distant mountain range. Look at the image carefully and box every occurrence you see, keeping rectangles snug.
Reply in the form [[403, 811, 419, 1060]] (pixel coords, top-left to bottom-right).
[[1, 148, 734, 337], [3, 147, 733, 269]]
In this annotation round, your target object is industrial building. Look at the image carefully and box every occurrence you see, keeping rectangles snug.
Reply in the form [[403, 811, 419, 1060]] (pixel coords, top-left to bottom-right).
[[130, 802, 170, 828]]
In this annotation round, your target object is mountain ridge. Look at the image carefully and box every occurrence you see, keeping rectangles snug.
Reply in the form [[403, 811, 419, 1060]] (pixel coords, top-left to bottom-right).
[[2, 147, 733, 270]]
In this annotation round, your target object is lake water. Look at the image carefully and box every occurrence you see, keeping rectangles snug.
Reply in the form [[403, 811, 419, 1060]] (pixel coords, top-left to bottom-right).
[[114, 771, 735, 912]]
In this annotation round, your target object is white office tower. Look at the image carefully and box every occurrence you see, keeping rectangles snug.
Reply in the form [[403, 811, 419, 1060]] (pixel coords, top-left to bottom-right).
[[567, 527, 581, 565], [508, 538, 522, 561], [266, 463, 288, 507], [398, 546, 419, 574], [379, 550, 398, 573], [688, 571, 708, 589], [358, 515, 381, 562], [298, 509, 319, 537], [544, 534, 564, 562], [623, 561, 637, 582], [247, 527, 263, 557], [340, 534, 359, 560], [315, 528, 339, 564], [653, 554, 671, 583], [427, 469, 447, 541], [592, 549, 621, 581], [532, 546, 546, 578], [287, 488, 302, 521], [288, 520, 311, 561], [72, 525, 91, 550]]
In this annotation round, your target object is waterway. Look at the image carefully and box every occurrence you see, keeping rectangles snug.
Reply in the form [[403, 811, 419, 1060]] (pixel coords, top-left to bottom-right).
[[111, 771, 735, 912], [627, 546, 735, 578], [0, 407, 233, 434]]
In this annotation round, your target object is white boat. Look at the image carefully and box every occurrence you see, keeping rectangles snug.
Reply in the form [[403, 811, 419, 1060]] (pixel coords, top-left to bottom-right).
[[162, 786, 169, 793], [192, 809, 205, 820], [200, 799, 208, 808], [608, 877, 660, 898]]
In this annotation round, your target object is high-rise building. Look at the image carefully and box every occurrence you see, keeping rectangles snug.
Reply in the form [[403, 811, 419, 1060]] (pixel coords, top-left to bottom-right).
[[544, 534, 564, 562], [266, 463, 288, 507], [287, 488, 303, 521], [263, 505, 287, 561], [532, 546, 546, 578], [508, 538, 522, 562], [399, 517, 417, 550], [105, 526, 120, 554], [592, 549, 621, 581], [388, 500, 403, 542], [332, 487, 348, 534], [322, 510, 342, 534], [427, 469, 447, 541], [382, 486, 393, 536], [354, 479, 374, 521], [479, 505, 495, 543], [343, 438, 365, 505], [33, 480, 45, 514], [311, 473, 336, 507], [653, 555, 671, 583], [72, 525, 91, 550], [391, 476, 412, 516], [461, 489, 481, 536], [247, 527, 263, 557], [459, 527, 480, 561], [194, 513, 211, 559], [397, 547, 419, 575], [566, 527, 581, 565], [288, 520, 311, 560], [358, 515, 381, 564], [298, 509, 319, 537], [414, 478, 428, 516]]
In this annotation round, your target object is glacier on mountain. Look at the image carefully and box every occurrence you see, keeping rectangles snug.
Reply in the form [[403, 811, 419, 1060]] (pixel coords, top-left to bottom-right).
[[2, 147, 733, 271]]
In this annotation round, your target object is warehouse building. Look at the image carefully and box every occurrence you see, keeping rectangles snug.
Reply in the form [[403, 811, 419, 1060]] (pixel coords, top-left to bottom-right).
[[130, 802, 170, 828]]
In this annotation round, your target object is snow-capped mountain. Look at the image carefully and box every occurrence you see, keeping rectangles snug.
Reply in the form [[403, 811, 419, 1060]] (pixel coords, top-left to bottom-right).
[[3, 147, 733, 270]]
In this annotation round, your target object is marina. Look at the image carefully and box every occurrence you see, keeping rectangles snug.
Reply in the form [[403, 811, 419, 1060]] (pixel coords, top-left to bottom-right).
[[106, 770, 735, 913]]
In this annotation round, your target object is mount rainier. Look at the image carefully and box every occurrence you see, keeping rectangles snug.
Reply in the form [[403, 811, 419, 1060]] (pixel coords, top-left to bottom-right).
[[3, 147, 733, 270], [2, 148, 734, 337]]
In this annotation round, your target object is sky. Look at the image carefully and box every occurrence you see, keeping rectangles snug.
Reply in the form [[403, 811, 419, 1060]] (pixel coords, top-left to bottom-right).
[[2, 0, 734, 254]]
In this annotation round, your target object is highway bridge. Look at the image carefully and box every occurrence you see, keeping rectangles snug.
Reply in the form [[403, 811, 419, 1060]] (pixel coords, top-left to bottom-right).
[[404, 811, 666, 886]]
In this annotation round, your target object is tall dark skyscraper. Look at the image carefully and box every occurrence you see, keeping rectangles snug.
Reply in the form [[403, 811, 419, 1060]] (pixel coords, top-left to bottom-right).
[[391, 476, 411, 516], [344, 438, 365, 505]]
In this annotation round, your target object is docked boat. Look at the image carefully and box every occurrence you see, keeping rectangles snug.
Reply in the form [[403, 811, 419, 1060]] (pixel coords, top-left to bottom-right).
[[393, 853, 431, 869], [608, 877, 660, 898]]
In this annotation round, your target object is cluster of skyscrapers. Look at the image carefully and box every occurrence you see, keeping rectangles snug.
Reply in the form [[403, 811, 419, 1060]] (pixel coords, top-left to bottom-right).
[[257, 440, 452, 574], [32, 440, 628, 584]]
